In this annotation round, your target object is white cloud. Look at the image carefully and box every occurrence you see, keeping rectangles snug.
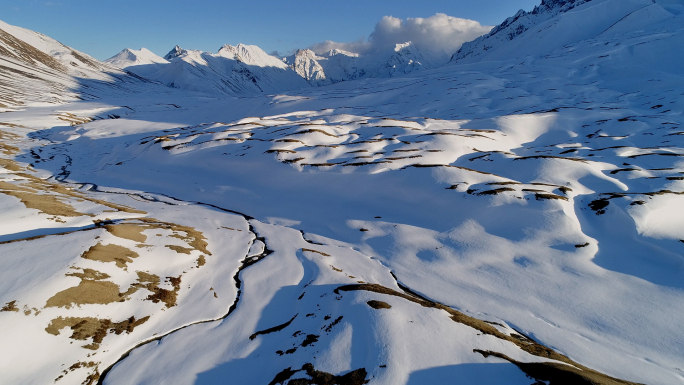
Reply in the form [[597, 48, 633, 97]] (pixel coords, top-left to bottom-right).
[[310, 13, 492, 62]]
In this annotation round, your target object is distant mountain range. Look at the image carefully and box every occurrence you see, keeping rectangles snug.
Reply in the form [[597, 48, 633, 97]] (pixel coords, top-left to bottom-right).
[[104, 40, 441, 95]]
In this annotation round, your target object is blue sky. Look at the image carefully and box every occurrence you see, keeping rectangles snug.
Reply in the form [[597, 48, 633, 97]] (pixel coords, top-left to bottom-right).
[[0, 0, 541, 60]]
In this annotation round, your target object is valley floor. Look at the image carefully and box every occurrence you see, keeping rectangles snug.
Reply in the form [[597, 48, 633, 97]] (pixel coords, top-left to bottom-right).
[[1, 45, 684, 384]]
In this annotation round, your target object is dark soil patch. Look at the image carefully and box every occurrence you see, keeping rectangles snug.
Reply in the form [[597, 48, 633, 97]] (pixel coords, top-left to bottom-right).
[[477, 187, 515, 196], [322, 316, 343, 332], [534, 193, 568, 201], [588, 199, 610, 215], [269, 363, 369, 385], [367, 300, 392, 309], [250, 314, 297, 340], [301, 334, 319, 347]]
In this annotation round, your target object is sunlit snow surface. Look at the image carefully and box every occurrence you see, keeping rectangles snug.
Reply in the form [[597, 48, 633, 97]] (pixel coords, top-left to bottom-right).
[[1, 1, 684, 385]]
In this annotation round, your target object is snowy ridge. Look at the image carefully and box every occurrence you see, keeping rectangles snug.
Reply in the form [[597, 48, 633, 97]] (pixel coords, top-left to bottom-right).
[[0, 20, 158, 110], [449, 0, 681, 64], [107, 43, 310, 96]]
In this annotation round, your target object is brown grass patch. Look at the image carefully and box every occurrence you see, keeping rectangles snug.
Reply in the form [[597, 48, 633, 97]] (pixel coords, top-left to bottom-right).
[[45, 280, 122, 308], [138, 218, 211, 255], [144, 275, 181, 308], [166, 245, 194, 254], [0, 141, 19, 156], [196, 255, 206, 267], [56, 113, 93, 126], [45, 315, 150, 350], [66, 268, 110, 281], [82, 243, 139, 269], [282, 157, 305, 164], [0, 173, 145, 216], [1, 300, 18, 312], [115, 271, 181, 308], [366, 300, 391, 309], [302, 248, 330, 257], [104, 224, 147, 243], [292, 128, 339, 137], [0, 158, 23, 171], [0, 28, 65, 71], [0, 189, 87, 217], [534, 193, 568, 201], [54, 361, 99, 383]]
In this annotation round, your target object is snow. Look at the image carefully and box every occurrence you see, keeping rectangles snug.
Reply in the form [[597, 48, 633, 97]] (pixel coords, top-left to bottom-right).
[[104, 48, 168, 69], [1, 1, 684, 384]]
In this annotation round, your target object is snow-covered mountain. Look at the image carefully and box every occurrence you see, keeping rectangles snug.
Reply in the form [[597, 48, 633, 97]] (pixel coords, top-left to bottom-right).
[[106, 44, 310, 96], [451, 0, 680, 64], [163, 45, 186, 61], [285, 42, 433, 86], [0, 20, 151, 110], [2, 1, 684, 385], [104, 48, 168, 68]]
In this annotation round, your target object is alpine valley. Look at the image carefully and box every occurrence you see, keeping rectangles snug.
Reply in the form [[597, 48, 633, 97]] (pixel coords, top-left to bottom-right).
[[1, 0, 683, 384]]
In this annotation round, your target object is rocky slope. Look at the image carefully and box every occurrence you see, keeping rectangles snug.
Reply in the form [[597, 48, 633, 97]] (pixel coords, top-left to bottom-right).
[[0, 20, 153, 111]]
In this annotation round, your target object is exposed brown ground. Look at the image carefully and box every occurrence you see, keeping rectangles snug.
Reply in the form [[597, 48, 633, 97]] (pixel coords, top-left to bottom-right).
[[0, 28, 66, 71], [66, 268, 110, 281], [104, 224, 147, 243], [301, 248, 330, 257], [45, 315, 150, 350], [0, 158, 23, 171], [82, 243, 139, 269], [166, 245, 194, 254], [1, 300, 19, 312], [138, 218, 211, 255], [45, 279, 122, 308], [366, 300, 391, 309], [196, 255, 206, 267], [269, 363, 368, 385]]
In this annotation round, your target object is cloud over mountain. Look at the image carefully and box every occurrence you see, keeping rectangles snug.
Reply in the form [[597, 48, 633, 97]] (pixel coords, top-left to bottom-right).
[[309, 13, 492, 61]]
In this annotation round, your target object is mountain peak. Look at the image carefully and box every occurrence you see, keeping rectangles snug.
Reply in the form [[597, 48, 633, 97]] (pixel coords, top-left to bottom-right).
[[164, 45, 186, 60], [105, 47, 167, 68]]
